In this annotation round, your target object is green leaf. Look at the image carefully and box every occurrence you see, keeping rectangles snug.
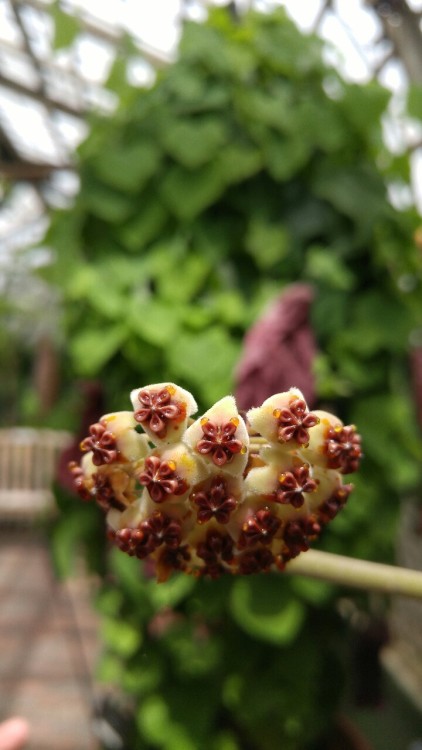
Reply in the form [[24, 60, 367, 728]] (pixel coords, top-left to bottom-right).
[[209, 290, 247, 326], [96, 653, 123, 684], [81, 178, 134, 223], [101, 618, 142, 658], [159, 162, 226, 221], [52, 4, 80, 49], [146, 572, 196, 610], [157, 252, 211, 303], [332, 291, 413, 356], [230, 576, 305, 645], [50, 510, 89, 577], [217, 142, 263, 185], [109, 549, 151, 609], [290, 576, 333, 605], [71, 325, 126, 375], [179, 20, 232, 76], [340, 82, 390, 136], [311, 164, 387, 228], [137, 695, 197, 750], [167, 326, 240, 404], [305, 246, 355, 290], [122, 659, 161, 695], [92, 141, 161, 193], [407, 84, 422, 121], [163, 623, 221, 677], [234, 85, 294, 132], [128, 299, 181, 346], [211, 732, 240, 750], [159, 117, 228, 169], [95, 588, 123, 617], [246, 217, 289, 269], [106, 54, 128, 93], [120, 195, 168, 250], [351, 394, 422, 491], [262, 133, 311, 181], [254, 13, 323, 77]]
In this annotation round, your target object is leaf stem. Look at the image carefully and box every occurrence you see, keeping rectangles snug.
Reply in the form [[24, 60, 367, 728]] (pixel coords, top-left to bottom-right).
[[285, 549, 422, 600]]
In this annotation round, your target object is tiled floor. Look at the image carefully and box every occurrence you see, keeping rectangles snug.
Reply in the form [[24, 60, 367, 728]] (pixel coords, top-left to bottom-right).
[[0, 528, 101, 750]]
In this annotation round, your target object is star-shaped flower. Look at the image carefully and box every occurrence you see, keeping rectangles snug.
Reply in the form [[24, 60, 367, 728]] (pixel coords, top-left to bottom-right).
[[324, 425, 362, 473], [196, 419, 243, 467], [134, 387, 182, 438], [80, 421, 118, 466], [317, 483, 353, 524], [196, 530, 234, 566], [238, 508, 281, 548], [238, 548, 274, 575], [274, 397, 319, 445], [131, 382, 197, 445], [247, 388, 319, 447], [281, 516, 321, 561], [191, 476, 237, 524], [184, 395, 249, 477], [115, 512, 182, 559], [69, 461, 92, 501], [92, 472, 126, 512], [138, 456, 188, 503], [275, 465, 317, 509]]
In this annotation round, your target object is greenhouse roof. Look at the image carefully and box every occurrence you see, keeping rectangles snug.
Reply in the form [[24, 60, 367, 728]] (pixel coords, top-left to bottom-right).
[[1, 0, 422, 254]]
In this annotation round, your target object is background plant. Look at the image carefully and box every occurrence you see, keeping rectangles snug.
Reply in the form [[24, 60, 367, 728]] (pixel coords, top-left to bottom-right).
[[44, 8, 422, 749]]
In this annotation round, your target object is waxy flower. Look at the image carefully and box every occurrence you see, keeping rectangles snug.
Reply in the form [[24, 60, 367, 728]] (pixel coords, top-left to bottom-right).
[[130, 383, 197, 445], [245, 450, 317, 510], [191, 476, 239, 524], [248, 388, 320, 447], [72, 381, 361, 580], [80, 420, 118, 466], [139, 456, 187, 503], [301, 411, 362, 474], [184, 396, 249, 477]]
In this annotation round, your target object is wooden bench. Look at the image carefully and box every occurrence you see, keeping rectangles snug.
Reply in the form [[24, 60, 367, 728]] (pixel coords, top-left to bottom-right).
[[0, 428, 73, 520]]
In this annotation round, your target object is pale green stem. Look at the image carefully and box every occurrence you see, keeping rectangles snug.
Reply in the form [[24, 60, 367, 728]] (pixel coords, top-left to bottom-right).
[[285, 549, 422, 600]]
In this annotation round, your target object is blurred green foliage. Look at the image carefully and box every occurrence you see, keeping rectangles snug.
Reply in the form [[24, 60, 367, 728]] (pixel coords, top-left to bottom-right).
[[45, 7, 422, 748]]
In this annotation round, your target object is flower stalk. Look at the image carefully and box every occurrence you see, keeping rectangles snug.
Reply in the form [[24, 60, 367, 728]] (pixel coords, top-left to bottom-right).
[[285, 549, 422, 600]]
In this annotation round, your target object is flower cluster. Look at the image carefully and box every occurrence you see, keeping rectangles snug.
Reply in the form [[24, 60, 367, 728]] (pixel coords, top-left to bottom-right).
[[72, 383, 362, 581]]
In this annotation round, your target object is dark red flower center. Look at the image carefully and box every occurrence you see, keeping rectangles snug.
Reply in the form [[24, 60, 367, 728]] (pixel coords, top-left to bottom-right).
[[92, 472, 127, 512], [80, 421, 118, 466], [115, 512, 182, 559], [134, 387, 183, 439], [196, 530, 234, 566], [273, 398, 319, 445], [238, 548, 274, 575], [325, 425, 362, 473], [281, 516, 321, 561], [275, 464, 317, 509], [138, 455, 188, 502], [196, 419, 243, 467], [317, 483, 353, 524], [69, 462, 92, 501], [238, 508, 281, 548], [192, 477, 237, 524]]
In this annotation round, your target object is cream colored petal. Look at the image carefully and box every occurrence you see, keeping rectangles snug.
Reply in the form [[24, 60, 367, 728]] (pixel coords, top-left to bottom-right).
[[130, 382, 197, 446], [247, 388, 305, 444], [116, 430, 150, 462], [305, 466, 343, 513], [300, 410, 343, 468], [81, 451, 96, 478], [102, 410, 137, 434], [183, 395, 249, 477]]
